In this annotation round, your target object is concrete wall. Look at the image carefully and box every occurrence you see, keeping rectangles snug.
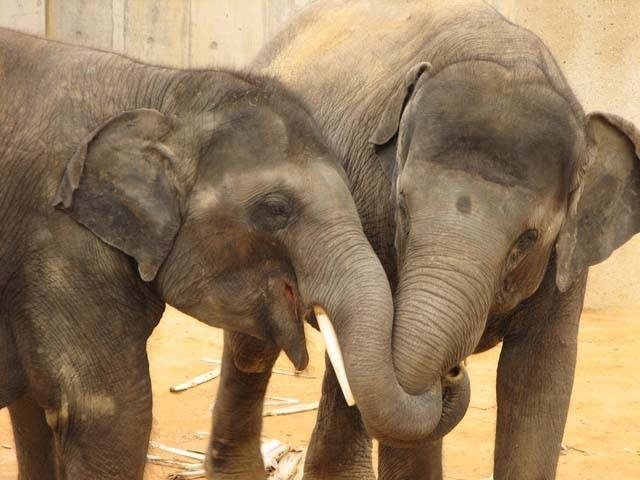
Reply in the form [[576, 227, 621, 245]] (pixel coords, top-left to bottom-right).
[[0, 0, 46, 35], [0, 1, 637, 308], [0, 0, 313, 68]]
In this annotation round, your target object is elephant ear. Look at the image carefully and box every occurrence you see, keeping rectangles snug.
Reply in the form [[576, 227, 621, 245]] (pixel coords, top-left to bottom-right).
[[53, 108, 182, 282], [555, 112, 640, 291], [369, 62, 432, 180]]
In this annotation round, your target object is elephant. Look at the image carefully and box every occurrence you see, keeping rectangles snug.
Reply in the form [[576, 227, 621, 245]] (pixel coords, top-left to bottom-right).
[[0, 27, 408, 480], [205, 1, 640, 479]]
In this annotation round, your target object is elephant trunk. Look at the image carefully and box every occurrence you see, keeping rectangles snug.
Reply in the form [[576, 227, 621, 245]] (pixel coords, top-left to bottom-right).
[[428, 363, 471, 439], [296, 222, 465, 445], [391, 217, 506, 438]]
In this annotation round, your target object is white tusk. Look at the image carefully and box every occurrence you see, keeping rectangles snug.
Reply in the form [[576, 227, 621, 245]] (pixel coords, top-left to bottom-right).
[[313, 305, 356, 407]]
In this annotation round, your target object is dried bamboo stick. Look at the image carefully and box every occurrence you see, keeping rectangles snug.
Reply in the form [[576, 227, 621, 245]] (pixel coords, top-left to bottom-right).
[[148, 441, 206, 462], [263, 402, 319, 417], [201, 358, 315, 378], [146, 455, 200, 470], [168, 470, 206, 480], [264, 396, 300, 406], [170, 367, 221, 393], [272, 450, 305, 480]]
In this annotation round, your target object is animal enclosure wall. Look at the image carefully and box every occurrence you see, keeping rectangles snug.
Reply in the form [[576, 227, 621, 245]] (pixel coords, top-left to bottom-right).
[[0, 0, 314, 68], [1, 0, 638, 308]]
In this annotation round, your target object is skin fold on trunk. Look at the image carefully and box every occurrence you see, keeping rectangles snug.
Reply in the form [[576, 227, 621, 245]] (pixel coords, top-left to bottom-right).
[[294, 221, 468, 445], [391, 215, 507, 438]]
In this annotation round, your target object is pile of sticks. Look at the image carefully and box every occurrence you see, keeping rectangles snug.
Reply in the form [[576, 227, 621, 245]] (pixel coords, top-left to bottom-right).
[[150, 358, 316, 479], [147, 438, 306, 480]]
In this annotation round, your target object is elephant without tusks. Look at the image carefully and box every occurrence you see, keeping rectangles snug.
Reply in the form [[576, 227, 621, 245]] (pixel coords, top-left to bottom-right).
[[0, 28, 404, 479], [206, 1, 640, 479]]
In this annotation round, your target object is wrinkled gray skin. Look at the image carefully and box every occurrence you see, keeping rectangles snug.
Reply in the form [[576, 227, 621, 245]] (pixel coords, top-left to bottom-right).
[[0, 28, 397, 480], [227, 1, 639, 479]]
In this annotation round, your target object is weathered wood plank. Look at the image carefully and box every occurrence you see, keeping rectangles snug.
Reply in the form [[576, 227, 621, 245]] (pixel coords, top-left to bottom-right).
[[263, 0, 295, 41], [111, 0, 125, 52], [0, 0, 45, 35], [264, 0, 312, 41], [189, 0, 265, 69], [46, 0, 114, 50], [123, 0, 189, 68], [486, 0, 517, 20]]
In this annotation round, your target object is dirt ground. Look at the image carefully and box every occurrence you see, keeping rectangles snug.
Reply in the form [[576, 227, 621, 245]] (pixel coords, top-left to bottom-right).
[[0, 306, 638, 479]]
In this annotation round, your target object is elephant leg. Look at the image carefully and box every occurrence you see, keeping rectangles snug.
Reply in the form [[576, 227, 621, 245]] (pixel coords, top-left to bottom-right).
[[304, 358, 374, 480], [378, 440, 443, 480], [12, 257, 162, 480], [44, 348, 153, 480], [494, 271, 586, 479], [9, 394, 58, 480], [206, 331, 280, 480]]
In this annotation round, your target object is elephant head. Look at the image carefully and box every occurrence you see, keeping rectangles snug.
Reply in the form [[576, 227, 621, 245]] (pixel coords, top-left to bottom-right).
[[370, 60, 640, 439], [52, 72, 426, 443]]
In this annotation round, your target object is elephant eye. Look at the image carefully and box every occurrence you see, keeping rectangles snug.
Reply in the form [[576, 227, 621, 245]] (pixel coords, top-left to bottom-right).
[[506, 229, 539, 269], [516, 229, 539, 250], [250, 193, 293, 232]]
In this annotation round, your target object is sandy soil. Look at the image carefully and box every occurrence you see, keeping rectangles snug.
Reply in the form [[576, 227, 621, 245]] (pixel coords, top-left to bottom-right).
[[0, 306, 638, 479]]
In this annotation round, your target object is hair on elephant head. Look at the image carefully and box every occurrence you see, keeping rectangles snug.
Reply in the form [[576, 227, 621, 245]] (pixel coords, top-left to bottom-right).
[[370, 58, 640, 431], [53, 73, 394, 377]]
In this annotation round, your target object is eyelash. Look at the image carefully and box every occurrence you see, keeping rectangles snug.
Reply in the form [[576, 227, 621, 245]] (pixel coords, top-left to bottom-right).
[[250, 194, 293, 232], [506, 229, 539, 269]]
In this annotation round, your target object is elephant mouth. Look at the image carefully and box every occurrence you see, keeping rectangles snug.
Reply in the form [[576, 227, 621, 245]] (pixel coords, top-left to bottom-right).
[[268, 279, 309, 371], [276, 297, 355, 408]]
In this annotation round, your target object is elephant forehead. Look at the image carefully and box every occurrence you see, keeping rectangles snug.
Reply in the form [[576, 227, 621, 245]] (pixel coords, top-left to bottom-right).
[[409, 75, 579, 195], [226, 162, 307, 189], [190, 186, 225, 213], [190, 164, 305, 211]]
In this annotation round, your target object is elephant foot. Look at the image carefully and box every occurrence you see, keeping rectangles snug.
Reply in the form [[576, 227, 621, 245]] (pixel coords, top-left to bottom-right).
[[378, 439, 443, 480], [206, 437, 266, 480], [303, 434, 374, 480], [303, 362, 375, 480], [303, 463, 375, 480]]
